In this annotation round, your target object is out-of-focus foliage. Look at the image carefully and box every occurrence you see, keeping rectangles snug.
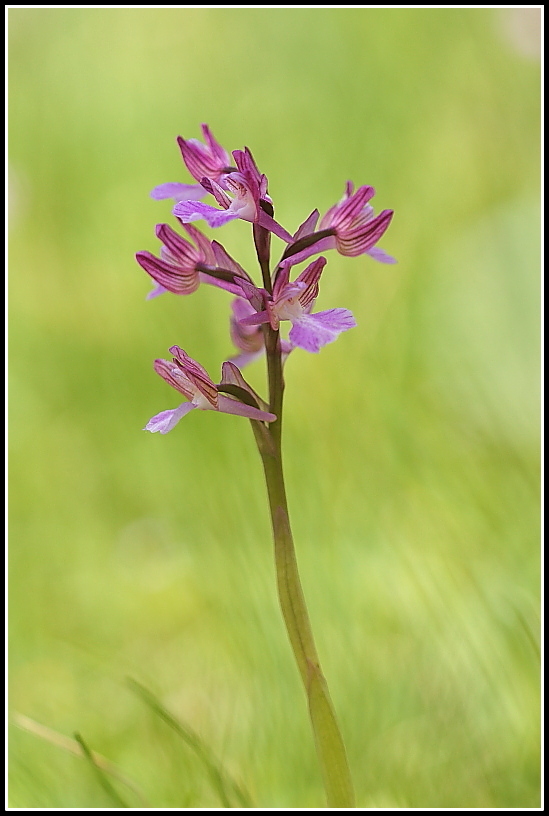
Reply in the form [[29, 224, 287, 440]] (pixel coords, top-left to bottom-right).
[[8, 8, 540, 808]]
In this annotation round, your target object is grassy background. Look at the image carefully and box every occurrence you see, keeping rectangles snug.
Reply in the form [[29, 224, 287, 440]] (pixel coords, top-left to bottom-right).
[[8, 7, 540, 808]]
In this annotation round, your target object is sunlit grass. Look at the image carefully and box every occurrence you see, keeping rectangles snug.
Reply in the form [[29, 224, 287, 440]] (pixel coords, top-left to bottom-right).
[[9, 7, 540, 808]]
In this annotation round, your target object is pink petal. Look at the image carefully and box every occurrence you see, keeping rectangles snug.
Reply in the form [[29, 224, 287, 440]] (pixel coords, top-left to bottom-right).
[[200, 176, 232, 208], [144, 403, 196, 434], [217, 394, 275, 422], [337, 210, 393, 256], [169, 347, 218, 407], [199, 273, 248, 296], [366, 246, 397, 264], [150, 182, 206, 202], [235, 278, 266, 311], [295, 257, 326, 309], [183, 223, 217, 265], [220, 361, 271, 410], [211, 241, 250, 279], [153, 358, 194, 399], [279, 236, 336, 271], [146, 282, 169, 300], [257, 210, 293, 243], [136, 250, 199, 296], [289, 309, 356, 353], [330, 185, 376, 229], [174, 200, 239, 229], [239, 309, 270, 327], [200, 124, 231, 168], [293, 209, 320, 240]]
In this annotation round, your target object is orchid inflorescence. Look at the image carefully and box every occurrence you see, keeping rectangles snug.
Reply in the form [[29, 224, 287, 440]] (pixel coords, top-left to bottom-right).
[[136, 124, 395, 434], [136, 124, 395, 807]]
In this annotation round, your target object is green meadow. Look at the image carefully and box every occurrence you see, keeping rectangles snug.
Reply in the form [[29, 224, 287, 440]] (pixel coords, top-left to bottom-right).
[[8, 8, 540, 808]]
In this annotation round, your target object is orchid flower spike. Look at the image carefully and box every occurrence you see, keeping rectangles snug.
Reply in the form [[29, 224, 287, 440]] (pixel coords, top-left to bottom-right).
[[145, 346, 276, 434]]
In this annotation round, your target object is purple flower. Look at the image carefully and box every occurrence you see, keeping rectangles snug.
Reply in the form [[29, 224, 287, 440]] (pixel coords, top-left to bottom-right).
[[150, 124, 233, 203], [240, 258, 357, 354], [280, 183, 396, 268], [177, 125, 232, 182], [319, 182, 395, 259], [173, 148, 293, 243], [229, 297, 293, 368], [136, 223, 253, 299], [229, 297, 266, 368], [136, 223, 216, 298], [145, 346, 276, 434]]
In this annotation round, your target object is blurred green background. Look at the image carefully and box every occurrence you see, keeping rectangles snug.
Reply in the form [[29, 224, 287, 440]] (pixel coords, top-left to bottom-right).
[[8, 7, 540, 809]]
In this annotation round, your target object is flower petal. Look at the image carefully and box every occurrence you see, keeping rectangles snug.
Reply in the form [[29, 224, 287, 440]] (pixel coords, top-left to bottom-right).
[[230, 298, 265, 354], [217, 394, 276, 423], [150, 182, 206, 202], [198, 273, 248, 296], [136, 250, 200, 296], [146, 282, 169, 300], [293, 209, 320, 241], [256, 210, 293, 243], [366, 246, 397, 264], [279, 235, 336, 271], [201, 124, 231, 163], [335, 209, 393, 256], [153, 358, 195, 399], [322, 184, 376, 230], [177, 126, 231, 182], [219, 360, 272, 412], [295, 257, 326, 310], [239, 309, 270, 327], [289, 309, 356, 353], [199, 176, 232, 208], [211, 241, 251, 282], [144, 402, 196, 433], [169, 346, 218, 407], [174, 200, 239, 228]]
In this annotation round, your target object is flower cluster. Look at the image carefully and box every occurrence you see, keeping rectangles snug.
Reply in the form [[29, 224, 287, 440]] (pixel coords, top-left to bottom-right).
[[137, 124, 395, 433]]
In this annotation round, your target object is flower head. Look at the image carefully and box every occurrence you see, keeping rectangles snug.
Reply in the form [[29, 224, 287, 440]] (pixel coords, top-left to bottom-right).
[[145, 346, 276, 434], [319, 182, 395, 260], [150, 124, 233, 203], [136, 223, 216, 298], [136, 223, 254, 299], [280, 183, 396, 269], [229, 297, 293, 368], [239, 258, 357, 354], [173, 148, 293, 243]]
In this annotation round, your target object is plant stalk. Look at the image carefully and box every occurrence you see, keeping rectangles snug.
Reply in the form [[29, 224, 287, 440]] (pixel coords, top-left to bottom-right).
[[253, 322, 355, 809]]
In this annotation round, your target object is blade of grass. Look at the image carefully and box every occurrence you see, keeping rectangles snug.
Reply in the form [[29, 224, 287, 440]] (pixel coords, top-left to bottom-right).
[[74, 732, 129, 808], [12, 713, 148, 807], [127, 678, 252, 809]]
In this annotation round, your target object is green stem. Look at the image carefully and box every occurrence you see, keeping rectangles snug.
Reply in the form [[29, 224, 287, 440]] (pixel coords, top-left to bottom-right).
[[253, 324, 355, 809]]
